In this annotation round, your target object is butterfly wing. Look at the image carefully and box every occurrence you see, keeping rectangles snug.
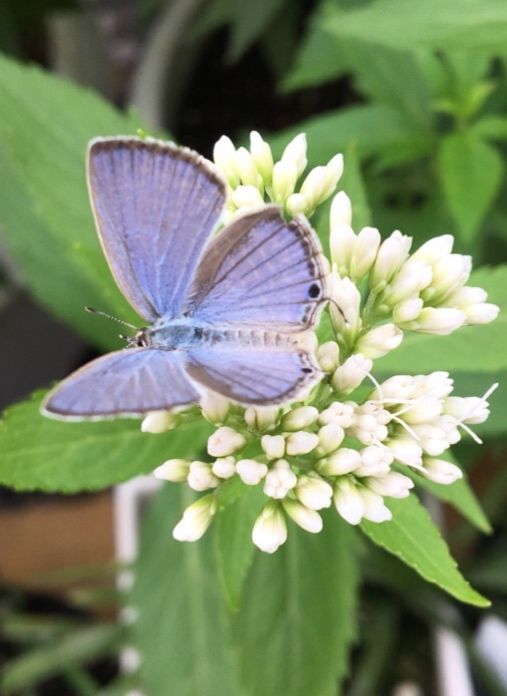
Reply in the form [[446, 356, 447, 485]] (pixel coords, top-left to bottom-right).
[[184, 206, 328, 330], [88, 137, 226, 321], [43, 349, 200, 419]]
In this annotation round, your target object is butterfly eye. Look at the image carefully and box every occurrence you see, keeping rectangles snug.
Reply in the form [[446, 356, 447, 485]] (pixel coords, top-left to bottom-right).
[[135, 330, 150, 347]]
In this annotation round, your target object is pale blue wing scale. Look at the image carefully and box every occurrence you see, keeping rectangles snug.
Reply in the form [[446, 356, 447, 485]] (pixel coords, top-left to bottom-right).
[[43, 349, 200, 418], [185, 206, 328, 331], [185, 344, 320, 405], [87, 137, 226, 321]]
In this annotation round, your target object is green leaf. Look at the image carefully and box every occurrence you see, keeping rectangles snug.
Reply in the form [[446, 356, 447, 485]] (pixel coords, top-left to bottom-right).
[[376, 265, 507, 375], [0, 390, 211, 492], [438, 131, 504, 241], [323, 0, 507, 53], [269, 105, 431, 169], [473, 114, 507, 141], [360, 494, 489, 606], [214, 484, 266, 610], [227, 0, 288, 61], [234, 513, 360, 696], [0, 53, 146, 351], [131, 485, 242, 696]]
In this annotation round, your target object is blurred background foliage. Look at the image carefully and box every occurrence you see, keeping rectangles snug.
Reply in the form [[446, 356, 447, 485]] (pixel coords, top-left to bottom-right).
[[1, 0, 507, 694]]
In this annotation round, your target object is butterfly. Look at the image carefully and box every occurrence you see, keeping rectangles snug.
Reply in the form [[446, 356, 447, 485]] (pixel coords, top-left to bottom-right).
[[42, 136, 329, 420]]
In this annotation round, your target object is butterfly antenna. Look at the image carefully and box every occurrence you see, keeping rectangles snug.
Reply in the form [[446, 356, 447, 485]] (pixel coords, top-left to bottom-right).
[[84, 306, 138, 330]]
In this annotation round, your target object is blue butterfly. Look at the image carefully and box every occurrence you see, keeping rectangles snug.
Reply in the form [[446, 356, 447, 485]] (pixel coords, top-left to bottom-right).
[[42, 137, 328, 419]]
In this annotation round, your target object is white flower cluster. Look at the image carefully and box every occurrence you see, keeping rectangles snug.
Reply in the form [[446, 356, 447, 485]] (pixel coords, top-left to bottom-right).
[[213, 131, 343, 221], [144, 132, 499, 555]]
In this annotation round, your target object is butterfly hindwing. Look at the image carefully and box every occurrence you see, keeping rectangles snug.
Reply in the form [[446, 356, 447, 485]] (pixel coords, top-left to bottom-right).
[[88, 137, 226, 322], [43, 349, 200, 419]]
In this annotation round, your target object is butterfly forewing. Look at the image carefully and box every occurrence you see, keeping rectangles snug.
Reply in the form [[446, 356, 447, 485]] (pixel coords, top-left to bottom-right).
[[87, 137, 226, 321]]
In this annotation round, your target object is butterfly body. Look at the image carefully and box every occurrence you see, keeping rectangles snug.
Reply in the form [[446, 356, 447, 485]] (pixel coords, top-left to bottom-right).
[[42, 136, 328, 420]]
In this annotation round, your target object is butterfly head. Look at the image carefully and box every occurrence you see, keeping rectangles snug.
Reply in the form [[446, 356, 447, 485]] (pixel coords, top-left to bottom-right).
[[134, 328, 152, 348]]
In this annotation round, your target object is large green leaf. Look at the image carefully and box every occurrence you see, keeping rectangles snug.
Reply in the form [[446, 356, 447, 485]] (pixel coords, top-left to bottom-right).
[[0, 53, 144, 350], [438, 131, 504, 242], [361, 494, 489, 606], [323, 0, 507, 52], [376, 265, 507, 375], [234, 513, 359, 696], [269, 105, 430, 168], [0, 390, 211, 492], [131, 484, 242, 696]]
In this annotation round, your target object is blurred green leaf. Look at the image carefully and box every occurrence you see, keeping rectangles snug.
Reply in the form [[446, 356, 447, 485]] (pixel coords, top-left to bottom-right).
[[269, 105, 430, 168], [323, 0, 507, 52], [361, 494, 489, 606], [234, 513, 359, 696], [466, 541, 507, 592], [0, 54, 145, 350], [473, 114, 507, 140], [214, 484, 266, 610], [376, 265, 507, 374], [0, 623, 124, 694], [438, 131, 503, 241], [0, 390, 211, 492], [131, 485, 242, 696]]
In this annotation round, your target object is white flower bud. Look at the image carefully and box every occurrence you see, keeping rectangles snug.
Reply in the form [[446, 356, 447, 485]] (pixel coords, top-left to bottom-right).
[[285, 431, 319, 456], [318, 447, 362, 475], [423, 254, 471, 304], [329, 274, 362, 334], [332, 354, 372, 394], [235, 146, 262, 188], [318, 401, 355, 428], [422, 458, 463, 484], [261, 434, 285, 460], [286, 193, 309, 217], [207, 426, 246, 457], [333, 479, 364, 525], [271, 159, 298, 203], [249, 131, 273, 184], [236, 458, 268, 486], [368, 471, 414, 498], [153, 458, 189, 482], [402, 396, 443, 425], [316, 423, 345, 456], [230, 185, 264, 211], [356, 323, 403, 359], [300, 166, 328, 208], [349, 227, 381, 280], [316, 341, 340, 372], [411, 234, 454, 264], [393, 298, 423, 323], [295, 474, 333, 510], [187, 461, 219, 491], [359, 489, 392, 522], [410, 371, 453, 399], [141, 411, 178, 433], [213, 135, 240, 187], [252, 502, 287, 553], [463, 302, 499, 325], [387, 436, 423, 468], [263, 459, 297, 499], [323, 153, 344, 198], [444, 396, 489, 424], [382, 259, 433, 306], [370, 231, 412, 293], [355, 446, 393, 477], [283, 499, 323, 533], [280, 133, 307, 176], [330, 191, 352, 227], [282, 406, 319, 431], [212, 457, 236, 479], [200, 391, 229, 424], [400, 307, 466, 335], [330, 223, 356, 275], [244, 406, 279, 431], [172, 494, 217, 542]]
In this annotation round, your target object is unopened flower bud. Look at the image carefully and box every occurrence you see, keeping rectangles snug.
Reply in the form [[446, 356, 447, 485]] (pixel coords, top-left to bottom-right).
[[187, 461, 219, 491], [463, 302, 499, 325], [411, 234, 454, 264], [235, 146, 263, 188], [422, 458, 463, 484], [263, 459, 297, 499], [323, 153, 344, 198], [356, 323, 403, 359], [444, 395, 491, 424], [300, 166, 328, 208], [330, 224, 356, 275], [330, 191, 352, 227], [349, 227, 381, 280], [400, 307, 466, 335], [359, 488, 392, 522], [382, 259, 433, 306], [316, 423, 345, 456], [393, 298, 423, 323], [423, 254, 471, 304], [172, 494, 217, 542], [387, 437, 423, 468], [334, 479, 364, 525], [370, 231, 412, 293], [283, 499, 323, 533], [212, 457, 236, 479], [230, 185, 264, 211], [282, 406, 319, 431], [271, 159, 298, 203], [318, 448, 362, 475], [285, 431, 319, 456], [207, 426, 246, 457], [317, 341, 340, 372], [261, 434, 286, 460], [213, 135, 240, 187], [280, 133, 307, 176], [245, 406, 279, 431], [141, 411, 178, 433], [153, 458, 189, 482], [355, 446, 394, 477], [367, 471, 414, 498], [329, 274, 361, 334], [236, 459, 268, 486], [295, 474, 333, 510], [252, 502, 287, 553], [318, 401, 355, 428], [200, 391, 229, 424], [286, 192, 310, 217], [332, 354, 372, 394], [249, 131, 273, 184]]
